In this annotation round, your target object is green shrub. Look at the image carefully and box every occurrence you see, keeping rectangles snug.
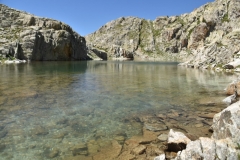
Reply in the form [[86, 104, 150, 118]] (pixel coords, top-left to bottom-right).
[[222, 13, 230, 23], [187, 28, 194, 39]]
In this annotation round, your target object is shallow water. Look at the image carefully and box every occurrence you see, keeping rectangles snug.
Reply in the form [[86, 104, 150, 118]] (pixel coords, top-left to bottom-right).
[[0, 61, 238, 159]]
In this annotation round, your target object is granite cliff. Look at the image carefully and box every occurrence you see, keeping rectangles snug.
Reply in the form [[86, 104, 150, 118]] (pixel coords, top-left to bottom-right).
[[86, 0, 240, 70], [0, 4, 88, 61]]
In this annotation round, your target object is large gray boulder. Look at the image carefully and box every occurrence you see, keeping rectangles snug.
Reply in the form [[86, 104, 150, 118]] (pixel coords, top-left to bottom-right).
[[212, 101, 240, 143]]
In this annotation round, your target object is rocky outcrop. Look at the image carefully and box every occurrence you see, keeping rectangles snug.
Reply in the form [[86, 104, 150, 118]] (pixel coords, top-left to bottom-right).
[[172, 101, 240, 160], [86, 17, 142, 60], [154, 80, 240, 160], [86, 0, 240, 68], [0, 4, 88, 61], [154, 76, 240, 159]]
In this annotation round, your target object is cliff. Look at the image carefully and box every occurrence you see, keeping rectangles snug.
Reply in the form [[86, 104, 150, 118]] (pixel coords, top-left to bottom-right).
[[86, 0, 240, 69], [0, 4, 88, 61]]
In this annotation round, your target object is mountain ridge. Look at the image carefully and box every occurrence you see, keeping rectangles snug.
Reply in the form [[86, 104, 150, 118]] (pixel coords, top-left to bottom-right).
[[86, 0, 240, 69], [0, 0, 240, 70]]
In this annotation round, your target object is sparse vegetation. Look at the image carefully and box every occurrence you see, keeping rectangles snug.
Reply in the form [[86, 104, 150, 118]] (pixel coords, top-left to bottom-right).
[[186, 49, 192, 55], [216, 41, 225, 47], [152, 29, 161, 37], [216, 63, 223, 68], [197, 18, 201, 25], [7, 55, 16, 60], [187, 28, 194, 39], [202, 18, 207, 23], [177, 17, 186, 26], [127, 31, 138, 39], [139, 20, 151, 52], [222, 1, 230, 23], [222, 13, 230, 23], [236, 143, 240, 149]]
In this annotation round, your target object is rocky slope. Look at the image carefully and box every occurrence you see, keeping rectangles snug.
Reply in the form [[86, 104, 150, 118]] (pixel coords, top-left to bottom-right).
[[0, 4, 88, 61], [86, 0, 240, 69]]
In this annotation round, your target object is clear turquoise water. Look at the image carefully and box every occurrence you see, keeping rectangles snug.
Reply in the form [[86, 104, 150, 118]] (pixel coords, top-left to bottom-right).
[[0, 61, 237, 159]]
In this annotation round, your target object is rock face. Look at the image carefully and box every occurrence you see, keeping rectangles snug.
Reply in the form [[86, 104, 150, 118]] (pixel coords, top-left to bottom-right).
[[168, 101, 240, 160], [212, 101, 240, 143], [86, 0, 240, 68], [0, 4, 88, 61]]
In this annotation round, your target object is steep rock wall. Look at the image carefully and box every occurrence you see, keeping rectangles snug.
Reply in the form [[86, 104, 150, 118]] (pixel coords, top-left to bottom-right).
[[0, 4, 88, 61]]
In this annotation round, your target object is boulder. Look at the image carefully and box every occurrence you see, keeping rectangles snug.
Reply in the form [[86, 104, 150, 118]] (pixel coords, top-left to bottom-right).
[[199, 137, 216, 160], [222, 94, 237, 105], [131, 145, 146, 155], [224, 59, 240, 69], [225, 78, 240, 96], [176, 140, 203, 160], [157, 133, 168, 142], [167, 129, 191, 152], [212, 101, 240, 143], [215, 139, 228, 160], [174, 137, 239, 160]]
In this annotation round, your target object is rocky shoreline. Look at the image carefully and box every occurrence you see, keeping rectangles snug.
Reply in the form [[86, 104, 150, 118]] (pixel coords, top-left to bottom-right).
[[0, 59, 27, 64], [157, 79, 240, 160], [76, 78, 239, 160]]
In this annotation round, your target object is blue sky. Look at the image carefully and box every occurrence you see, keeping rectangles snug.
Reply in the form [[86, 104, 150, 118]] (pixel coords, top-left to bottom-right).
[[1, 0, 214, 36]]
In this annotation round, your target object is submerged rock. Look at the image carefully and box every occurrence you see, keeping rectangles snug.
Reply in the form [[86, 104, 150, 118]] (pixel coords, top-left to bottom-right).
[[142, 116, 168, 132], [0, 144, 6, 152], [69, 143, 88, 156], [157, 134, 168, 142], [144, 123, 168, 132], [0, 130, 8, 138], [131, 145, 146, 155], [31, 126, 49, 136]]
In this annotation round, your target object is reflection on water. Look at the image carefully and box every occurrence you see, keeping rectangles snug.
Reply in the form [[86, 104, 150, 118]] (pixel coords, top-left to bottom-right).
[[0, 61, 238, 159]]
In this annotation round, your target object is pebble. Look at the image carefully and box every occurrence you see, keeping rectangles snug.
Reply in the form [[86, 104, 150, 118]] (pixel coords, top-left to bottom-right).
[[144, 123, 168, 132], [0, 130, 8, 138], [158, 133, 168, 142], [32, 126, 49, 136]]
